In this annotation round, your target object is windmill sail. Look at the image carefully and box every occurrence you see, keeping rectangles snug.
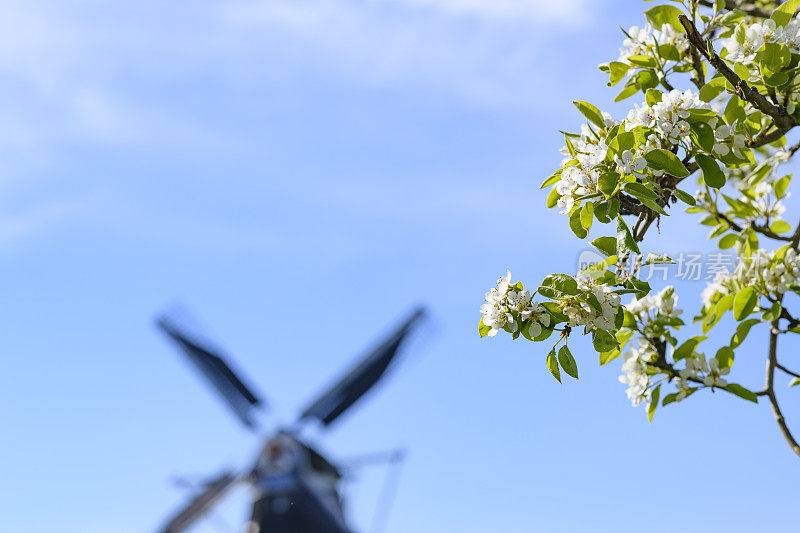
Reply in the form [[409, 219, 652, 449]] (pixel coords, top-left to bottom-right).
[[157, 316, 264, 429], [299, 307, 426, 427], [160, 470, 241, 533]]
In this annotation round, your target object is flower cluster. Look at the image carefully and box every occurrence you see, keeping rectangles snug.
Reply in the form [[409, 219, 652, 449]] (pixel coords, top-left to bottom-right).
[[618, 24, 689, 64], [702, 247, 800, 307], [554, 89, 716, 217], [555, 119, 614, 214], [725, 18, 800, 64], [562, 279, 621, 333], [746, 180, 788, 219], [625, 89, 710, 149], [626, 285, 682, 321], [707, 117, 746, 158], [480, 270, 551, 337], [619, 338, 656, 406], [675, 352, 729, 400]]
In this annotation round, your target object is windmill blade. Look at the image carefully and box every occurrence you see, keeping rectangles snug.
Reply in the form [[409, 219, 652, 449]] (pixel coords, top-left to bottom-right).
[[299, 307, 426, 427], [159, 470, 243, 533], [157, 316, 264, 430]]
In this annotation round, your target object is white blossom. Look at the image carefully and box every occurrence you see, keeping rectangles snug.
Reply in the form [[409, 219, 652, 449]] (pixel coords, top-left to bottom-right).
[[563, 279, 621, 333], [627, 285, 683, 320], [619, 338, 654, 406], [701, 248, 800, 307], [704, 357, 730, 387], [480, 270, 552, 338]]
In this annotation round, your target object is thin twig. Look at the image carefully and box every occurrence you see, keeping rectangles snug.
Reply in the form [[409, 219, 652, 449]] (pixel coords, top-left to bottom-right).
[[765, 322, 800, 457], [697, 0, 776, 19], [679, 15, 796, 131], [776, 363, 800, 379]]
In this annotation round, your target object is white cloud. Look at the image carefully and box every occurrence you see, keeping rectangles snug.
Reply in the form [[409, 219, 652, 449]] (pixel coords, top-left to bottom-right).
[[398, 0, 592, 25], [0, 196, 87, 245], [221, 0, 604, 107]]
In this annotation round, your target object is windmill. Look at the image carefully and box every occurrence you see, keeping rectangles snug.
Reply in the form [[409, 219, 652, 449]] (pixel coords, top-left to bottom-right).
[[154, 306, 427, 533]]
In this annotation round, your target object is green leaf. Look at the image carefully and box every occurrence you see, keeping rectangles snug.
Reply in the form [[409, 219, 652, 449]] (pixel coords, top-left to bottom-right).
[[672, 188, 696, 205], [598, 172, 620, 196], [715, 346, 735, 369], [599, 347, 622, 365], [538, 274, 579, 300], [592, 329, 619, 353], [580, 255, 618, 278], [558, 345, 579, 379], [755, 42, 792, 71], [591, 236, 617, 257], [546, 347, 561, 383], [790, 377, 800, 387], [731, 318, 760, 348], [718, 233, 738, 249], [696, 153, 726, 188], [573, 100, 606, 129], [644, 253, 674, 264], [648, 384, 661, 423], [724, 383, 758, 403], [569, 208, 588, 239], [772, 0, 800, 28], [478, 316, 491, 337], [615, 83, 639, 102], [608, 197, 620, 219], [699, 77, 726, 102], [657, 42, 680, 61], [633, 69, 658, 91], [673, 335, 706, 361], [580, 202, 594, 230], [645, 4, 684, 31], [608, 131, 634, 155], [771, 220, 792, 234], [690, 122, 715, 153], [775, 175, 792, 198], [733, 287, 758, 320], [624, 182, 659, 199], [762, 301, 782, 322], [662, 392, 678, 407], [616, 216, 640, 257], [540, 169, 562, 189], [546, 186, 560, 209], [704, 293, 734, 333], [608, 61, 630, 87], [628, 55, 658, 68], [645, 88, 663, 106], [639, 197, 669, 216], [644, 149, 689, 177]]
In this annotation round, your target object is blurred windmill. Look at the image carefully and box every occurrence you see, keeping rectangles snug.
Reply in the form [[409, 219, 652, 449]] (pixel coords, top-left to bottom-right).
[[154, 306, 427, 533]]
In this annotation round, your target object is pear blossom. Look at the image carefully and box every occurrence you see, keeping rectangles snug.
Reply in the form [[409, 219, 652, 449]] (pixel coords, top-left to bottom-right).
[[617, 23, 687, 65], [701, 248, 800, 308], [480, 270, 553, 339], [619, 25, 654, 62], [655, 24, 689, 54], [746, 180, 788, 219], [627, 285, 683, 321], [619, 338, 655, 406], [704, 358, 730, 387], [614, 149, 647, 176], [563, 279, 621, 333]]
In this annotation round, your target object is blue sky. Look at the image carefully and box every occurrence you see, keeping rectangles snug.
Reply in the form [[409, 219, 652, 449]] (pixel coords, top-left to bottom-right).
[[0, 0, 798, 531]]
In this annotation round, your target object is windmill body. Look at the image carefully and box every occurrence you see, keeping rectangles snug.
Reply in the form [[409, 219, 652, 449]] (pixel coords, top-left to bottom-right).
[[155, 307, 426, 533]]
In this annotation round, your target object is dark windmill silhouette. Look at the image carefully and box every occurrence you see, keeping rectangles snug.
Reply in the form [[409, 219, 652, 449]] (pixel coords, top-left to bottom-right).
[[154, 306, 427, 533]]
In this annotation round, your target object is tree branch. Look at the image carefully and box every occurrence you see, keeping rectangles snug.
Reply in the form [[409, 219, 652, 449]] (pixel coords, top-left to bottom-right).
[[698, 0, 776, 19], [766, 322, 800, 457], [707, 208, 793, 242], [777, 362, 800, 379], [679, 15, 797, 132]]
